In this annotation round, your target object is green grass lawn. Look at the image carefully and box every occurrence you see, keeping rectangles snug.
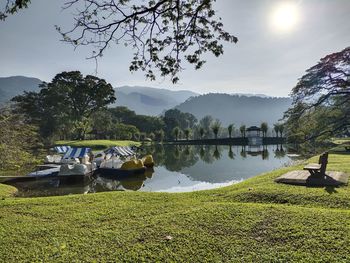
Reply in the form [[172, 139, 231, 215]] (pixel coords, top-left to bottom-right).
[[0, 150, 349, 262], [55, 140, 141, 150]]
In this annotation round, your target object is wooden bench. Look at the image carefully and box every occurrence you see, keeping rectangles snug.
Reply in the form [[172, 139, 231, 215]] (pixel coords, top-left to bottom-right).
[[303, 152, 328, 177]]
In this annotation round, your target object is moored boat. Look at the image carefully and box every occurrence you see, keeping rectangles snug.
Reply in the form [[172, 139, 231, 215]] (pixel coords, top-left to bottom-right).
[[98, 156, 146, 177], [44, 145, 71, 164], [97, 146, 153, 177], [58, 147, 95, 177]]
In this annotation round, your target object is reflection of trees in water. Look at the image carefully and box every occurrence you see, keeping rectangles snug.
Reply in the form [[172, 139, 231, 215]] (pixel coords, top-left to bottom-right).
[[199, 146, 205, 160], [228, 145, 235, 159], [213, 145, 222, 160], [143, 144, 285, 172], [199, 145, 215, 164], [240, 145, 272, 160], [148, 144, 199, 172], [274, 144, 286, 159], [240, 146, 247, 158], [262, 145, 269, 160]]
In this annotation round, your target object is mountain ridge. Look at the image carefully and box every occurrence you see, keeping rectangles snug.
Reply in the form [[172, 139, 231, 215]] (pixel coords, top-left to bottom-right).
[[0, 76, 42, 104], [175, 93, 292, 126]]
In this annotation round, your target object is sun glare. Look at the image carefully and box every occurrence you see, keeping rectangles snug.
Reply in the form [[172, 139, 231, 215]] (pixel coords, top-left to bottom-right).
[[270, 2, 300, 33]]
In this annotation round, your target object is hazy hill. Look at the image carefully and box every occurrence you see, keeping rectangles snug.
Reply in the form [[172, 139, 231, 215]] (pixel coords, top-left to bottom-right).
[[114, 86, 198, 116], [175, 93, 292, 126], [0, 76, 42, 104]]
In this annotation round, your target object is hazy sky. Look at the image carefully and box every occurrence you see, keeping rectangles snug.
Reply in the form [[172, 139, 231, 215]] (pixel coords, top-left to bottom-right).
[[0, 0, 349, 96]]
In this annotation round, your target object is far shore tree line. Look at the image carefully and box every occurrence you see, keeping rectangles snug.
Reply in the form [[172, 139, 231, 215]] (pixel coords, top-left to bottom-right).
[[4, 69, 285, 144]]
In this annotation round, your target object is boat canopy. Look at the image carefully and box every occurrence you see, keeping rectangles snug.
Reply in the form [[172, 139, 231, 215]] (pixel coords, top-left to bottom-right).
[[63, 147, 91, 159], [105, 146, 135, 157], [54, 146, 71, 154]]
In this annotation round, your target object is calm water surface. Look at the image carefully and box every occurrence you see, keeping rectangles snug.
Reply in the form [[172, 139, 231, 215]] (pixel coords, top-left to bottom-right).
[[9, 144, 295, 197]]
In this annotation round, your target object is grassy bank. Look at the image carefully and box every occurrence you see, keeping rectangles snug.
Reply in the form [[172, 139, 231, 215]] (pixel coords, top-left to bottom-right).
[[0, 151, 349, 261], [55, 140, 141, 150]]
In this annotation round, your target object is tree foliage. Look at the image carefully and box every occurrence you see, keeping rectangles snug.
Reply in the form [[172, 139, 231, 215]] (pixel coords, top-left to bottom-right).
[[227, 124, 234, 138], [172, 126, 181, 141], [184, 128, 192, 140], [260, 122, 268, 137], [284, 47, 350, 143], [199, 115, 213, 138], [109, 106, 165, 134], [163, 108, 197, 139], [0, 0, 31, 20], [211, 119, 221, 139], [12, 71, 116, 139], [57, 0, 238, 83], [239, 125, 246, 138], [0, 107, 42, 170]]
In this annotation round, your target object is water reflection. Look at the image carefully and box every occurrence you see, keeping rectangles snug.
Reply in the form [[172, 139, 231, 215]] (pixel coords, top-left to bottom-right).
[[9, 144, 293, 197]]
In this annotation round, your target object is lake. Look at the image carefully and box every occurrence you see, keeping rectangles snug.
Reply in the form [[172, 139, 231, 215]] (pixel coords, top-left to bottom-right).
[[8, 144, 295, 197]]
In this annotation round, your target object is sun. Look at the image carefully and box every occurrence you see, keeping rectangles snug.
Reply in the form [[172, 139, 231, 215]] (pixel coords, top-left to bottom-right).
[[270, 2, 300, 33]]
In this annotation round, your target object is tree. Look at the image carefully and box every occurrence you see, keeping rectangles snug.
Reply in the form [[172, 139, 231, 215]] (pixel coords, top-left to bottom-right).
[[0, 107, 42, 169], [57, 0, 238, 83], [239, 125, 246, 138], [109, 106, 165, 134], [184, 128, 192, 141], [211, 120, 221, 139], [111, 123, 139, 140], [199, 115, 213, 138], [228, 124, 234, 138], [0, 0, 30, 20], [279, 124, 285, 138], [90, 110, 113, 139], [148, 132, 155, 141], [199, 127, 205, 139], [260, 122, 268, 137], [12, 71, 116, 139], [172, 126, 181, 141], [163, 109, 196, 139], [3, 1, 238, 83], [274, 123, 280, 138], [285, 46, 350, 142], [154, 129, 165, 142]]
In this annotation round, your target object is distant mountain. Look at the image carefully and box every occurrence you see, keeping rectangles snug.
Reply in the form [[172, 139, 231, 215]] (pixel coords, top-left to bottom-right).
[[175, 93, 292, 126], [0, 76, 42, 104], [113, 86, 198, 116], [231, 93, 270, 98]]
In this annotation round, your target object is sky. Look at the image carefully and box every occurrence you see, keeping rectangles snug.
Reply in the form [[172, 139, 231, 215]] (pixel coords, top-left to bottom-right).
[[0, 0, 349, 97]]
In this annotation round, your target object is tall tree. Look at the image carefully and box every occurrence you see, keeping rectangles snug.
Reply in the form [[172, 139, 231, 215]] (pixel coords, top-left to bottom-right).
[[239, 125, 246, 138], [274, 123, 280, 138], [199, 115, 213, 138], [199, 127, 205, 139], [211, 120, 221, 139], [12, 71, 116, 139], [0, 107, 42, 169], [260, 122, 268, 137], [154, 129, 165, 142], [172, 126, 181, 141], [228, 124, 234, 138], [285, 46, 350, 142], [184, 128, 192, 141], [279, 124, 284, 138]]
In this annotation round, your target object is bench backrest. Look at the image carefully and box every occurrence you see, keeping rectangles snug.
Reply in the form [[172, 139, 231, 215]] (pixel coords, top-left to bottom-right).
[[318, 152, 328, 175]]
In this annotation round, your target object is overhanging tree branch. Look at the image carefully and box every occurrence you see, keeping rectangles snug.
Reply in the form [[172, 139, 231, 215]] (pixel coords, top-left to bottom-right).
[[57, 0, 238, 83]]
